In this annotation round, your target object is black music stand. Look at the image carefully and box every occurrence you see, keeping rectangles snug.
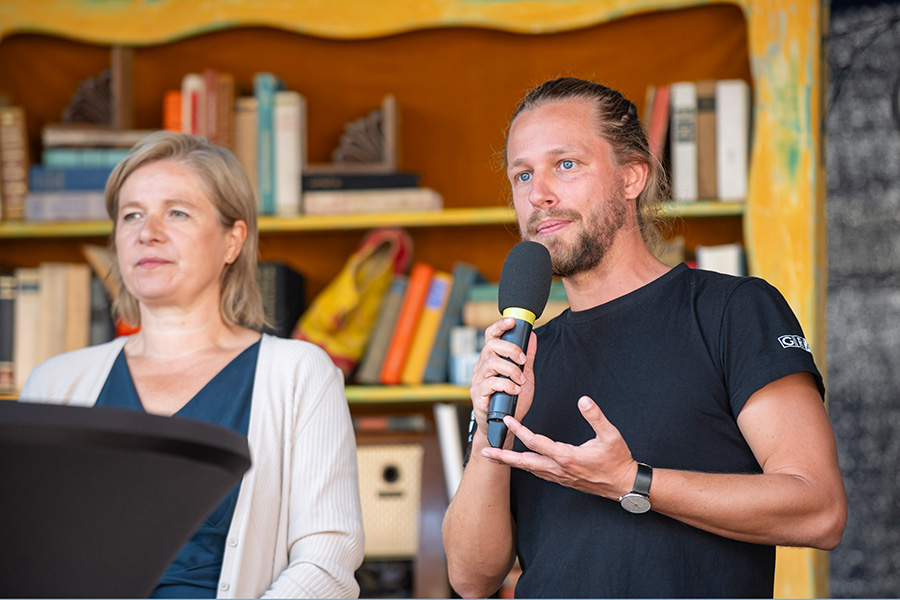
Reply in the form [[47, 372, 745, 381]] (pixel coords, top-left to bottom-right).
[[0, 401, 251, 598]]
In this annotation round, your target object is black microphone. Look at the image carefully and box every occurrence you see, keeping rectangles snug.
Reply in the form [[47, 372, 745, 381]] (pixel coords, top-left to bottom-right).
[[486, 241, 553, 448]]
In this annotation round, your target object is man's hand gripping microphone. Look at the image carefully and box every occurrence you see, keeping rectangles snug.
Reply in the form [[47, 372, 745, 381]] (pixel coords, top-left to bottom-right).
[[486, 241, 553, 448]]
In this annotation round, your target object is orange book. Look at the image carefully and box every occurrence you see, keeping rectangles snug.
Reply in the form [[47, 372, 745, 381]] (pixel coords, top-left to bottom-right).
[[400, 270, 452, 385], [379, 262, 435, 385], [162, 90, 182, 132]]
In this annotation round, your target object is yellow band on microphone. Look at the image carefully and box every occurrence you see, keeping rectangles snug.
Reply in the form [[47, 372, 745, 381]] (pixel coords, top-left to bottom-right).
[[503, 307, 537, 325]]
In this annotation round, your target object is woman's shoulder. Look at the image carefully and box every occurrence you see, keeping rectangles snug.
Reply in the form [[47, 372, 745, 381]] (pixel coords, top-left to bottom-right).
[[259, 334, 339, 373], [20, 337, 128, 402], [34, 338, 127, 373]]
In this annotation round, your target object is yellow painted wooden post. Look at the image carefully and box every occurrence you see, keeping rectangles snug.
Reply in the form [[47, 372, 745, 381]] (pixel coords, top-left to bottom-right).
[[744, 0, 829, 596]]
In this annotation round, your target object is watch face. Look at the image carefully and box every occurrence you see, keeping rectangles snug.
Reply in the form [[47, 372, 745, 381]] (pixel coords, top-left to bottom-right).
[[620, 493, 651, 514]]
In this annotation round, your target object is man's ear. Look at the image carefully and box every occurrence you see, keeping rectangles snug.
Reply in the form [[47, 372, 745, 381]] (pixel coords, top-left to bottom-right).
[[622, 162, 649, 202]]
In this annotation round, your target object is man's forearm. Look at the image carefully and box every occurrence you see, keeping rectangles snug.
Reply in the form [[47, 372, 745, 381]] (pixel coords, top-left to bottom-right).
[[443, 434, 518, 598], [647, 467, 846, 550]]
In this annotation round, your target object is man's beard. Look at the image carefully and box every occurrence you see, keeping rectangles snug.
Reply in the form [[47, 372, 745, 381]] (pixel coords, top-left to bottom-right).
[[522, 191, 627, 278]]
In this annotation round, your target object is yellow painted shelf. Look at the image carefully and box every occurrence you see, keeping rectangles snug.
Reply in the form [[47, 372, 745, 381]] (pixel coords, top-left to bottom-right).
[[345, 384, 470, 404], [3, 385, 471, 404], [0, 202, 742, 239]]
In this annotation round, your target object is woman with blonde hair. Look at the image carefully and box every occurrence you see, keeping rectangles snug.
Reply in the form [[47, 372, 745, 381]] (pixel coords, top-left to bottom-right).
[[21, 132, 365, 598]]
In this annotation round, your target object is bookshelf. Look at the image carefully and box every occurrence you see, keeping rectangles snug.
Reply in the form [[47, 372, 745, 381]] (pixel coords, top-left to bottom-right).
[[0, 0, 827, 597]]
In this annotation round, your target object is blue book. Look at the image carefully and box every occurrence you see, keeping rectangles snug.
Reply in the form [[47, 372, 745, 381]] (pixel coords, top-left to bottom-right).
[[29, 165, 113, 191], [422, 262, 485, 384], [254, 72, 286, 216], [42, 148, 130, 169]]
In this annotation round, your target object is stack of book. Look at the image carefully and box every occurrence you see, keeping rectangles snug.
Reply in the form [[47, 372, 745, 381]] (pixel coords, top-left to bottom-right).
[[354, 261, 485, 386], [448, 280, 570, 386], [642, 79, 751, 203], [28, 124, 155, 222], [0, 105, 30, 221]]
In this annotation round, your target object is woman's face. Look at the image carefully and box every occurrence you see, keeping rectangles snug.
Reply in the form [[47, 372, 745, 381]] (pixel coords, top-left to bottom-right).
[[114, 160, 245, 315]]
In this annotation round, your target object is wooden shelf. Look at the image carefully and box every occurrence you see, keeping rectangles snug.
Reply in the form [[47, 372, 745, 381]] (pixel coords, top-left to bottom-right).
[[3, 385, 472, 404], [0, 202, 742, 239], [346, 384, 470, 404]]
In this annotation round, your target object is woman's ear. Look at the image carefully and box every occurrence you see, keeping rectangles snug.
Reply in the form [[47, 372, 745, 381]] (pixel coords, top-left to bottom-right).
[[225, 220, 248, 264]]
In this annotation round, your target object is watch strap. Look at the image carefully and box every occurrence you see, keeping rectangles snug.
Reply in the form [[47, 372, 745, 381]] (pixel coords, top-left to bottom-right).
[[631, 462, 652, 496]]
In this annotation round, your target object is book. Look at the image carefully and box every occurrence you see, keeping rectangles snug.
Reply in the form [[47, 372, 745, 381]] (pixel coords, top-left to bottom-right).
[[433, 402, 467, 501], [715, 79, 751, 201], [215, 72, 235, 150], [302, 187, 442, 216], [669, 81, 698, 202], [254, 72, 286, 216], [26, 191, 107, 222], [257, 262, 306, 338], [695, 80, 718, 200], [274, 90, 306, 218], [88, 275, 115, 346], [423, 262, 484, 384], [379, 262, 435, 385], [13, 267, 39, 391], [29, 165, 112, 191], [400, 270, 452, 384], [448, 325, 481, 386], [40, 124, 155, 148], [162, 90, 182, 132], [203, 69, 219, 144], [302, 171, 419, 191], [645, 84, 670, 161], [0, 274, 16, 393], [232, 96, 259, 195], [355, 273, 408, 385], [462, 281, 569, 330], [203, 69, 235, 149], [42, 148, 131, 168], [181, 72, 205, 137], [36, 263, 68, 366], [64, 263, 91, 353], [696, 243, 745, 276], [0, 106, 29, 221]]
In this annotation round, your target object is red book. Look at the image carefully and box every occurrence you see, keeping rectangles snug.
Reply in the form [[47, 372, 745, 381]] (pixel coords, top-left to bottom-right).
[[379, 262, 435, 385], [647, 84, 670, 161]]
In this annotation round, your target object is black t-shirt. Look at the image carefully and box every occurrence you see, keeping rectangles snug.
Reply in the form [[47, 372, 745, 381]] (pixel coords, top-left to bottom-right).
[[510, 263, 823, 598]]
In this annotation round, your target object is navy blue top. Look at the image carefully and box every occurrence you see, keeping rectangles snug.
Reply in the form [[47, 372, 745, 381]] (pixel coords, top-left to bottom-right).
[[95, 340, 260, 598]]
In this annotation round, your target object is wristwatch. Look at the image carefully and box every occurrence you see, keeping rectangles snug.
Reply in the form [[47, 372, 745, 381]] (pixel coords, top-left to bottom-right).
[[619, 463, 652, 514]]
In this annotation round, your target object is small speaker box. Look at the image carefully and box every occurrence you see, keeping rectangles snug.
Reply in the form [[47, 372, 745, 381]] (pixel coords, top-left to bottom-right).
[[356, 442, 424, 558]]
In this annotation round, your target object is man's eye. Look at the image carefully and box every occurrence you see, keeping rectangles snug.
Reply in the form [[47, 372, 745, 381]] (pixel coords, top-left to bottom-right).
[[561, 160, 575, 170]]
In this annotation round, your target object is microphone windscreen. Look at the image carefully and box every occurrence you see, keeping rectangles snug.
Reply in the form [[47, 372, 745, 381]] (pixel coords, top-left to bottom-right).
[[498, 241, 553, 318]]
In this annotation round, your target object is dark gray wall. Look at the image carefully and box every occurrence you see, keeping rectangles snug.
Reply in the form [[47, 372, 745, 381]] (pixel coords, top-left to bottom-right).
[[827, 2, 900, 597]]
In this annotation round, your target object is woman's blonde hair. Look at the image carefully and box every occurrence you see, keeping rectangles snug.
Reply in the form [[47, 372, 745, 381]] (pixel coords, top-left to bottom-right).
[[104, 131, 265, 329]]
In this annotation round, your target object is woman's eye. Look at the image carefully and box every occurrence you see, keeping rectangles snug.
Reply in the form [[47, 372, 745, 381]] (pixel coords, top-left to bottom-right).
[[517, 172, 532, 183], [170, 209, 188, 218], [121, 212, 140, 222]]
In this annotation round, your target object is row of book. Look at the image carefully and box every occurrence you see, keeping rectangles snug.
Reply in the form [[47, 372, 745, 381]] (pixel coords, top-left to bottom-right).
[[643, 78, 751, 203], [0, 257, 308, 395], [18, 69, 442, 222], [351, 261, 571, 387], [0, 263, 115, 394]]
